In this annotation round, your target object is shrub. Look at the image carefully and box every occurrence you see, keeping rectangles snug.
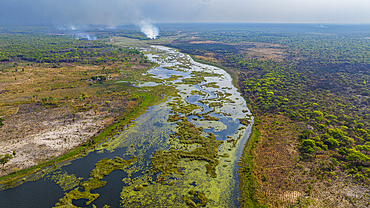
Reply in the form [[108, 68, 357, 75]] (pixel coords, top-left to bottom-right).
[[325, 137, 340, 148]]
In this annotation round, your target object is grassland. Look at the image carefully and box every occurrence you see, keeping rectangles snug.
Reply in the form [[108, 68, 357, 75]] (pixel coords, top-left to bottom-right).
[[0, 34, 166, 184]]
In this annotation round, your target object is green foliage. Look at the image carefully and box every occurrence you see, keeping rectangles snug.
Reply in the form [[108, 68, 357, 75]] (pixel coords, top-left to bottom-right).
[[0, 34, 143, 65], [338, 147, 349, 157], [174, 29, 370, 182], [346, 148, 370, 164], [312, 110, 323, 118], [324, 137, 340, 148], [328, 128, 346, 140], [0, 154, 13, 169], [300, 130, 315, 140], [91, 75, 107, 81], [262, 174, 267, 182], [301, 139, 316, 153], [238, 128, 264, 207]]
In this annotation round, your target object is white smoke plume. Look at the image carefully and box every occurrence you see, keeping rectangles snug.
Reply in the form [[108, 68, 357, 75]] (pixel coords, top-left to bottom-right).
[[75, 33, 97, 40], [138, 19, 159, 39], [56, 24, 97, 40]]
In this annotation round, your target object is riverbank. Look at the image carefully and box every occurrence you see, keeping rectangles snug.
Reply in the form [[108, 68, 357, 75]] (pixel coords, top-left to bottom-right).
[[238, 115, 302, 207], [191, 54, 264, 207], [190, 51, 310, 207], [0, 41, 161, 185], [0, 90, 162, 185], [237, 123, 261, 207], [0, 44, 255, 208], [189, 55, 239, 89]]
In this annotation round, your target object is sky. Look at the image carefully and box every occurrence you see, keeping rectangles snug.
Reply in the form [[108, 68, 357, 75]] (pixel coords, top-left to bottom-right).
[[1, 0, 370, 26]]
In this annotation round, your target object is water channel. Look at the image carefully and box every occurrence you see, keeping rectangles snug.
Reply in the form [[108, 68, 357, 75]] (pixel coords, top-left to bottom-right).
[[0, 46, 253, 208]]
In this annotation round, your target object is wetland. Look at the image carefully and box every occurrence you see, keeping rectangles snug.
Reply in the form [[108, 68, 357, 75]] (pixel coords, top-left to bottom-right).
[[0, 45, 252, 208]]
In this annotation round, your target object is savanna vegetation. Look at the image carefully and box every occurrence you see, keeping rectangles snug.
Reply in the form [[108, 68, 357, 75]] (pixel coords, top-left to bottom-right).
[[2, 24, 370, 207], [166, 27, 370, 207], [0, 32, 163, 182]]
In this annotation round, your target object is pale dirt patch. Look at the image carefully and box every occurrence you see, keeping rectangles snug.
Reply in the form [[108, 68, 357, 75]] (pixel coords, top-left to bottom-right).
[[279, 191, 303, 204], [309, 171, 370, 208], [0, 106, 112, 177]]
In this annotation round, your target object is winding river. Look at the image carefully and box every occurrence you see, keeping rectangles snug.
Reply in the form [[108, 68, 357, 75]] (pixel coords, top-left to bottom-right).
[[0, 46, 253, 208]]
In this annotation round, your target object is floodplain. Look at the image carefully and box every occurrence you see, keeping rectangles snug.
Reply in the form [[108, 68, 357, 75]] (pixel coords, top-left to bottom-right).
[[0, 43, 253, 208]]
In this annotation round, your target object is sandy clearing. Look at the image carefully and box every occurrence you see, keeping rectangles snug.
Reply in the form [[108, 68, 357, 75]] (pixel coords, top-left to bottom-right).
[[0, 109, 111, 177]]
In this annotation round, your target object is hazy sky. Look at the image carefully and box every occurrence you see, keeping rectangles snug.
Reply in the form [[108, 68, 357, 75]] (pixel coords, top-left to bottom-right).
[[1, 0, 370, 25]]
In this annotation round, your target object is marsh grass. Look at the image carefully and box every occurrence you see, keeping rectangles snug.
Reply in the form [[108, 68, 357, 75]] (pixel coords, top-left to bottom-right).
[[54, 156, 138, 207]]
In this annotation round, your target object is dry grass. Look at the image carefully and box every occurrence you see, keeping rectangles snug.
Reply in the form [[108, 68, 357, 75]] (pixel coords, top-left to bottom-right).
[[194, 55, 219, 62], [250, 115, 370, 207], [252, 115, 302, 207], [1, 64, 108, 96], [0, 87, 141, 177], [243, 47, 287, 61], [0, 53, 153, 177]]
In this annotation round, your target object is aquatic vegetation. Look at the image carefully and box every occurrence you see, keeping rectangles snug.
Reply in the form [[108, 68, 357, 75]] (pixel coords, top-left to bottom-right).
[[200, 114, 219, 121], [239, 118, 251, 126], [191, 71, 221, 78], [134, 184, 144, 191], [165, 75, 183, 81], [198, 100, 209, 105], [182, 77, 206, 85], [181, 70, 221, 85], [167, 114, 186, 122], [151, 119, 223, 178], [48, 171, 79, 191], [203, 82, 220, 88], [54, 156, 137, 207], [137, 74, 164, 83], [182, 190, 209, 208], [162, 66, 176, 70], [168, 98, 200, 116], [116, 46, 253, 207], [238, 126, 247, 131], [209, 102, 224, 108], [190, 90, 207, 96]]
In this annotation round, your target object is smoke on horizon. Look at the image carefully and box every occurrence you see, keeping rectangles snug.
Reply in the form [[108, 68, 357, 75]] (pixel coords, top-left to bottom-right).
[[1, 0, 160, 38], [56, 24, 98, 40], [40, 0, 161, 40], [138, 19, 159, 39]]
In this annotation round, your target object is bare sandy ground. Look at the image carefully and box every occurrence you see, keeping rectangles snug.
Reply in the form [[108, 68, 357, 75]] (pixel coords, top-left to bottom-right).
[[0, 104, 114, 177]]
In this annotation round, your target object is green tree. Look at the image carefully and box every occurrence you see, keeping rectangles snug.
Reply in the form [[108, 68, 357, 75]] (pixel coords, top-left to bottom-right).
[[323, 136, 340, 148], [0, 154, 13, 169], [346, 149, 370, 165], [338, 147, 349, 158]]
